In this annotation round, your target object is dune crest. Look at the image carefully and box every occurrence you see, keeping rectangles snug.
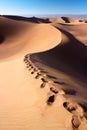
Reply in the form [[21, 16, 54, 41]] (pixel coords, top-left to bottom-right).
[[0, 15, 87, 130], [0, 16, 61, 61]]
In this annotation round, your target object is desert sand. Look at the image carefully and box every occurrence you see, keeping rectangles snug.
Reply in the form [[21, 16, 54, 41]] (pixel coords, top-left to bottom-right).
[[0, 15, 87, 130]]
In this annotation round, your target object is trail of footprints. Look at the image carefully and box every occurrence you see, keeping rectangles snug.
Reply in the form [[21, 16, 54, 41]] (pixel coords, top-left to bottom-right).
[[24, 54, 85, 130]]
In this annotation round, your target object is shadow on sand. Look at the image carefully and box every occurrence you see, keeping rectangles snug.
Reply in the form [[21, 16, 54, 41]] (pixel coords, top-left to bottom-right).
[[2, 15, 51, 23], [30, 28, 87, 83]]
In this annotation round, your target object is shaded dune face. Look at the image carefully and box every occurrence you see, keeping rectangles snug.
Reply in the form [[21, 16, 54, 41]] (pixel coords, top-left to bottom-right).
[[0, 17, 31, 38], [61, 17, 80, 23], [54, 28, 87, 76], [0, 16, 87, 130], [0, 17, 61, 60], [0, 16, 87, 77], [0, 17, 35, 47], [3, 15, 51, 23], [29, 23, 87, 111], [30, 25, 87, 78], [0, 35, 4, 44]]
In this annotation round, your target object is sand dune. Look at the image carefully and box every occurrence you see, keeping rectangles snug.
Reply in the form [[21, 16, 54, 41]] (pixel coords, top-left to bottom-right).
[[55, 23, 87, 45], [3, 15, 51, 23], [49, 17, 65, 23], [0, 16, 61, 60], [61, 17, 79, 23], [61, 17, 86, 23], [0, 15, 87, 130]]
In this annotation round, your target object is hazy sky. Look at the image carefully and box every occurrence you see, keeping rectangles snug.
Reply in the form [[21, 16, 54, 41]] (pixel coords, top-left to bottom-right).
[[0, 0, 87, 15]]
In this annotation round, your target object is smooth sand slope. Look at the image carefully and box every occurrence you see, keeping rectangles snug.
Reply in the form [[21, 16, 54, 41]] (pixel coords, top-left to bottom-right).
[[0, 16, 87, 130], [0, 16, 61, 60]]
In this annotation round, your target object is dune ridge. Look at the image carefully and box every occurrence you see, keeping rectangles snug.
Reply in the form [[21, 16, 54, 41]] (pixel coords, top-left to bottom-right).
[[0, 16, 61, 61], [0, 15, 87, 130]]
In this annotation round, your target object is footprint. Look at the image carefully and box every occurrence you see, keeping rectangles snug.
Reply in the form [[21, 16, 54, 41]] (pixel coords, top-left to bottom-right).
[[35, 73, 41, 79], [41, 77, 48, 83], [28, 66, 33, 70], [72, 115, 81, 129], [47, 95, 55, 105], [40, 82, 46, 88], [29, 64, 32, 67], [27, 60, 29, 63], [31, 66, 34, 69], [26, 65, 30, 68], [24, 58, 27, 62], [25, 54, 29, 59], [26, 61, 29, 64], [33, 68, 38, 72], [26, 64, 29, 67], [29, 68, 32, 71], [50, 87, 58, 94], [35, 75, 39, 79], [31, 71, 34, 74], [63, 102, 76, 113], [25, 60, 28, 63]]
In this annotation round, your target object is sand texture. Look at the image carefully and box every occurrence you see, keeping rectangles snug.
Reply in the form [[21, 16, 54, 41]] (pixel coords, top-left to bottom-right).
[[0, 15, 87, 130]]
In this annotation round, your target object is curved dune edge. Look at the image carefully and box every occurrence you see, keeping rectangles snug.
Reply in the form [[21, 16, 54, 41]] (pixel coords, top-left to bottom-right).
[[24, 54, 87, 130], [0, 17, 61, 61], [0, 16, 87, 129]]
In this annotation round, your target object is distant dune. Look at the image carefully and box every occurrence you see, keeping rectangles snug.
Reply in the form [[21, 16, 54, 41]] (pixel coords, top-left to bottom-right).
[[61, 17, 80, 23], [49, 17, 65, 23], [3, 15, 51, 23], [0, 15, 87, 130]]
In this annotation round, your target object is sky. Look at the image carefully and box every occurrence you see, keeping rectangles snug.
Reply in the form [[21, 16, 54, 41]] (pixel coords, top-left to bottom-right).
[[0, 0, 87, 16]]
